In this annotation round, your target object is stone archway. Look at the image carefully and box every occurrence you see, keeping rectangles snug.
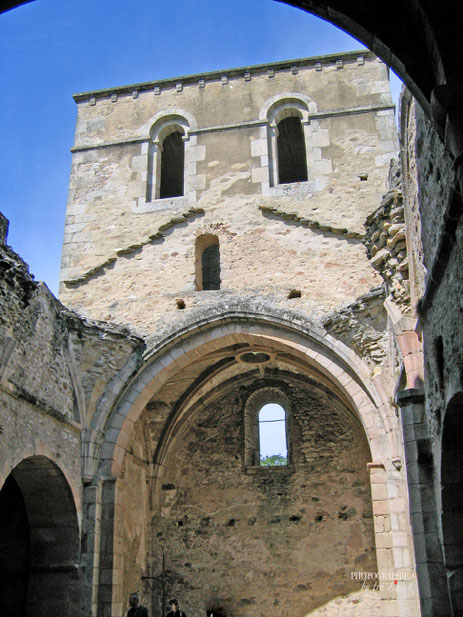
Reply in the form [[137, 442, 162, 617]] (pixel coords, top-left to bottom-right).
[[0, 456, 80, 617], [87, 309, 418, 617]]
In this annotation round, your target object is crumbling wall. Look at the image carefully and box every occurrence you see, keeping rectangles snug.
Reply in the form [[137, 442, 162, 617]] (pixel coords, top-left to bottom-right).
[[322, 286, 387, 369], [0, 212, 80, 483], [0, 211, 147, 617], [0, 213, 83, 616], [363, 160, 410, 313]]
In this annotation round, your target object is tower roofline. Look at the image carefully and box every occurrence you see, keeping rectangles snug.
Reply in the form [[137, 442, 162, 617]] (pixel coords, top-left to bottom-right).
[[73, 49, 375, 102]]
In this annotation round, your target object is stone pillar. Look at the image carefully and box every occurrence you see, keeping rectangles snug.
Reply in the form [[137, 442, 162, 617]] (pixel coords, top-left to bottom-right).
[[396, 388, 450, 617], [368, 461, 421, 617], [97, 478, 117, 617], [96, 477, 125, 617], [368, 462, 399, 616], [80, 483, 102, 617], [112, 478, 126, 617], [149, 141, 161, 202], [268, 123, 278, 187]]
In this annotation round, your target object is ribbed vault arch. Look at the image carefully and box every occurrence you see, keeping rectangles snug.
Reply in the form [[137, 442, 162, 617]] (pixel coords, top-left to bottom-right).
[[95, 308, 399, 479]]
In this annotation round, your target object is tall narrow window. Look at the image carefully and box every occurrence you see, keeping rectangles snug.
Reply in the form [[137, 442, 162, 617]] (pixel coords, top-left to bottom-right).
[[160, 131, 185, 198], [258, 403, 288, 466], [277, 116, 308, 185], [146, 115, 191, 202], [195, 235, 220, 290]]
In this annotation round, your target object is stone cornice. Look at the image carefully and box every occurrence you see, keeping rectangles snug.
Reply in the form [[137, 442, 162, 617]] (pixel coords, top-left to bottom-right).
[[73, 49, 376, 102]]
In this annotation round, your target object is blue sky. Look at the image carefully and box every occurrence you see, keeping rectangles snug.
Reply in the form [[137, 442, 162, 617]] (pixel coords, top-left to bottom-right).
[[259, 404, 287, 458], [0, 0, 400, 294]]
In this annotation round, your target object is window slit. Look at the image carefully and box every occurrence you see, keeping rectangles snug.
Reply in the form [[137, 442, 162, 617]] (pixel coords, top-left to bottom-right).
[[195, 235, 220, 290]]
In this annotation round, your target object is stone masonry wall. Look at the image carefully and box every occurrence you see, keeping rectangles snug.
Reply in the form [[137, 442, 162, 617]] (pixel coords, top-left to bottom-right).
[[413, 103, 463, 450], [399, 95, 427, 308], [59, 51, 397, 338], [0, 213, 83, 615], [140, 372, 378, 617], [396, 92, 463, 617], [1, 212, 147, 616], [0, 212, 81, 483]]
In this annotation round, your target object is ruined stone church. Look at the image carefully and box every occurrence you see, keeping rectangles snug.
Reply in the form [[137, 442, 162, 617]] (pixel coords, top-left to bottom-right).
[[1, 20, 462, 617]]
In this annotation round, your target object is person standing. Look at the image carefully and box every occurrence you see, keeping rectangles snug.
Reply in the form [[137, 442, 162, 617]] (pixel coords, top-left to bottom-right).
[[127, 592, 149, 617], [166, 598, 186, 617]]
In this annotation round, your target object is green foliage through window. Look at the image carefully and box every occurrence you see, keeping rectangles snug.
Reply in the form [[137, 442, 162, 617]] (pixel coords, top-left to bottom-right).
[[260, 454, 287, 466]]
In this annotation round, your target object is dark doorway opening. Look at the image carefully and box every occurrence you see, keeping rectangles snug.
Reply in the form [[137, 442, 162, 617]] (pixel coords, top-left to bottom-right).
[[0, 475, 30, 617], [0, 456, 80, 617], [442, 393, 463, 616]]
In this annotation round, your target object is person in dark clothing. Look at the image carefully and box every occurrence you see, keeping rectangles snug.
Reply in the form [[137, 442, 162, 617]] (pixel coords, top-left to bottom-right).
[[127, 592, 149, 617], [166, 598, 186, 617]]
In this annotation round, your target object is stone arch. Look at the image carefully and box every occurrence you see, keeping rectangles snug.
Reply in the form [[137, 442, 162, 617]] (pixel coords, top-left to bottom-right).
[[142, 107, 197, 138], [90, 304, 417, 616], [90, 306, 417, 616], [259, 92, 317, 121], [0, 441, 82, 518], [0, 455, 80, 617], [149, 114, 190, 142], [98, 307, 398, 478]]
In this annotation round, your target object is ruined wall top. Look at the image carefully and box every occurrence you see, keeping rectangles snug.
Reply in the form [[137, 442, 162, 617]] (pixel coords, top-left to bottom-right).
[[0, 212, 9, 246]]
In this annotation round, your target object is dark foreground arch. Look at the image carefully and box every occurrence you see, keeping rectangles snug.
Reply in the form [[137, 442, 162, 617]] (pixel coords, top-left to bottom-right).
[[0, 456, 80, 617], [3, 4, 463, 617]]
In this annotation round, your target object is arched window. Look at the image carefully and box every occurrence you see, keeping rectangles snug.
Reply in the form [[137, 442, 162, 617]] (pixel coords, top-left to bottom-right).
[[159, 130, 185, 198], [276, 115, 308, 184], [146, 115, 189, 201], [261, 97, 312, 189], [195, 234, 220, 290], [244, 387, 291, 468], [258, 403, 288, 466]]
